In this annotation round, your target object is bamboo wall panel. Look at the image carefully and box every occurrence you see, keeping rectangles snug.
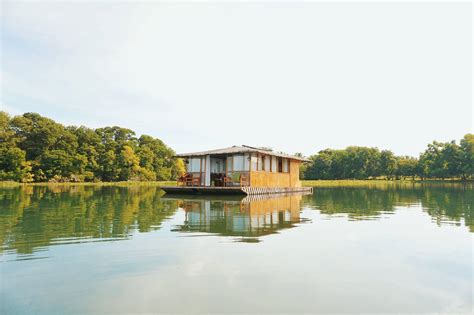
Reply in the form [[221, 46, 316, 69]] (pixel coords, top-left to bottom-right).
[[290, 160, 301, 187], [249, 172, 290, 187], [249, 160, 302, 188]]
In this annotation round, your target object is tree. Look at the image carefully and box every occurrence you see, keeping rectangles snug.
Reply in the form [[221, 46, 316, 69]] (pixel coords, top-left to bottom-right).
[[98, 149, 118, 181], [418, 140, 465, 179], [442, 141, 463, 178], [459, 134, 474, 179], [10, 113, 76, 160], [0, 111, 16, 146], [68, 126, 101, 177], [39, 150, 75, 180], [0, 147, 33, 182], [1, 112, 178, 182], [137, 135, 176, 180], [395, 156, 417, 180], [419, 141, 447, 179], [175, 158, 186, 178], [305, 149, 336, 180], [0, 112, 33, 182], [118, 145, 141, 181]]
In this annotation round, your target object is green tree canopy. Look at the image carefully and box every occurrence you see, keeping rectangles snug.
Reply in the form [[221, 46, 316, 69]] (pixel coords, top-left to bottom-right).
[[0, 112, 178, 182], [303, 134, 473, 181]]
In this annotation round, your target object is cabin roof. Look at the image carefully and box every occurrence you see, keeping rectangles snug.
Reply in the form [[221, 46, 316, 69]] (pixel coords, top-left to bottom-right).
[[176, 145, 310, 162]]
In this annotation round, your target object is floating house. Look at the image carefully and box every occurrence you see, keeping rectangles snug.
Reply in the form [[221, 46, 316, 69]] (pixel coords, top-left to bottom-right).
[[161, 145, 312, 195]]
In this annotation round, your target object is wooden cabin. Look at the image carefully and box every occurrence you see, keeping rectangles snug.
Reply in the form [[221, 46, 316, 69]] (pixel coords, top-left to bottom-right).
[[162, 145, 312, 195]]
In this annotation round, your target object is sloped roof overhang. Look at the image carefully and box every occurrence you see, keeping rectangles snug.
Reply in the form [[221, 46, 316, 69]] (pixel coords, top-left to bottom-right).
[[175, 145, 310, 162]]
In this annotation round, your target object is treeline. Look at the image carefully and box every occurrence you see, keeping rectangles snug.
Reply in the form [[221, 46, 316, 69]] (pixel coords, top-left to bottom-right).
[[1, 111, 472, 183], [0, 112, 185, 182], [302, 134, 473, 180]]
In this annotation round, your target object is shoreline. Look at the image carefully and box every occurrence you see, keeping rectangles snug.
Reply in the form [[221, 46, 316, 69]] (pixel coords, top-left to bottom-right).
[[1, 179, 472, 188]]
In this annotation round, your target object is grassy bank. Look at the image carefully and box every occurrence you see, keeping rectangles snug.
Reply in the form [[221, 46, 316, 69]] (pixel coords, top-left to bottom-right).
[[301, 179, 473, 188], [0, 181, 177, 188], [2, 179, 472, 189]]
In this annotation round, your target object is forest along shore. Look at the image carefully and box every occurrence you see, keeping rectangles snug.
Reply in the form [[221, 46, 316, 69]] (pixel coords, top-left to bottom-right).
[[1, 112, 473, 183]]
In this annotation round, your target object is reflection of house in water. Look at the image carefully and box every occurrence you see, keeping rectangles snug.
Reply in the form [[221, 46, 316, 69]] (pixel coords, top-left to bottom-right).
[[169, 194, 308, 240]]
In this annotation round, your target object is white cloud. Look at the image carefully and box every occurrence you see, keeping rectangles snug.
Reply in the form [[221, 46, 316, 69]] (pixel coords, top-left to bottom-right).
[[1, 2, 472, 156]]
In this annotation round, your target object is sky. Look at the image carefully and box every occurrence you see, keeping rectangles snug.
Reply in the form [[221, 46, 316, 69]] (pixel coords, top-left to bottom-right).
[[1, 1, 472, 157]]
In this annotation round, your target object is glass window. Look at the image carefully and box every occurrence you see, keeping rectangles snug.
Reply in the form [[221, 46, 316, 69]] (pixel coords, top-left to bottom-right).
[[186, 160, 191, 172], [244, 154, 250, 171], [226, 156, 233, 172], [264, 156, 270, 172], [251, 154, 257, 171], [211, 158, 225, 173], [271, 156, 277, 172], [233, 155, 245, 171], [278, 158, 283, 173], [283, 159, 289, 173], [188, 158, 201, 172]]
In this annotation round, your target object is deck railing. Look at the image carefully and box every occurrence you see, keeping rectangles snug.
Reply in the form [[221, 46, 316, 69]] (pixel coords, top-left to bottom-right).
[[224, 172, 249, 187], [178, 172, 249, 187], [177, 173, 202, 187]]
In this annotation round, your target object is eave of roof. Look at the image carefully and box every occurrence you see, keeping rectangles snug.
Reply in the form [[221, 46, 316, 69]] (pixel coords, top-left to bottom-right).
[[175, 145, 310, 162]]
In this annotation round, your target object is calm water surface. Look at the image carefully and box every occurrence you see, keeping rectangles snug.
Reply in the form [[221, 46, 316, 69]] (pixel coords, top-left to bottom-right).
[[0, 184, 472, 314]]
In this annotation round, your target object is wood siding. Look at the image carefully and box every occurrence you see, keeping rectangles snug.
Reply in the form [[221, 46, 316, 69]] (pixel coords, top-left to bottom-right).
[[289, 159, 301, 187], [249, 160, 301, 188]]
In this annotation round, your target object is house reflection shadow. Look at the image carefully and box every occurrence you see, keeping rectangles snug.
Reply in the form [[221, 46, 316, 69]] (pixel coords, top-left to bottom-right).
[[167, 193, 309, 242]]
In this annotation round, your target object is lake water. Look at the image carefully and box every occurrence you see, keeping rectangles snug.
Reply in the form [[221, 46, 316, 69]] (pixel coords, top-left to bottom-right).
[[0, 184, 472, 314]]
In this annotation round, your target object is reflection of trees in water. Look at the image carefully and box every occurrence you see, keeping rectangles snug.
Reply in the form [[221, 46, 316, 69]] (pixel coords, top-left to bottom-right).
[[420, 186, 473, 231], [0, 185, 177, 255], [1, 185, 471, 256], [305, 185, 472, 231]]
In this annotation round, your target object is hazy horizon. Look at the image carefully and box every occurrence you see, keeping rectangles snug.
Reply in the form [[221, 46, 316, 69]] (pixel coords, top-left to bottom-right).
[[1, 1, 472, 157]]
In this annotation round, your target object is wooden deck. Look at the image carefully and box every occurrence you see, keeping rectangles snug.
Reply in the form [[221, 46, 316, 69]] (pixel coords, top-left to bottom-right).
[[161, 186, 313, 195], [161, 186, 246, 195]]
